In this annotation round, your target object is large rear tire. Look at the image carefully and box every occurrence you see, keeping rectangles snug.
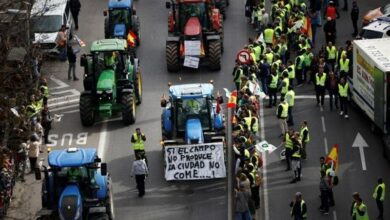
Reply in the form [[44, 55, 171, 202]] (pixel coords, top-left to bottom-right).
[[166, 42, 180, 72], [106, 176, 115, 220], [80, 93, 95, 126], [208, 40, 221, 71], [135, 72, 142, 105], [121, 93, 136, 125]]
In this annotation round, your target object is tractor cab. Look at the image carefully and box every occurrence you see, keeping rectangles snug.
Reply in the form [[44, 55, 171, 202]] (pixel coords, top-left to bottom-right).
[[35, 148, 113, 220], [161, 83, 224, 144], [179, 2, 208, 34], [104, 0, 140, 47]]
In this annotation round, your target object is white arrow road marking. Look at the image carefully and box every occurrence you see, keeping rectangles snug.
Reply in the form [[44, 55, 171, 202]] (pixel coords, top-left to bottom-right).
[[98, 122, 108, 161], [50, 75, 69, 90], [352, 132, 369, 171]]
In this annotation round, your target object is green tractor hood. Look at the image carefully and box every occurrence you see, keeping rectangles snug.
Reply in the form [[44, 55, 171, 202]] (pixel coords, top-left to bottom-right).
[[97, 69, 116, 91]]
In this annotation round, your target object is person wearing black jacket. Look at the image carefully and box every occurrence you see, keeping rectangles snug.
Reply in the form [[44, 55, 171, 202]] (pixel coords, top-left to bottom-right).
[[70, 0, 81, 30], [290, 132, 302, 184], [350, 0, 359, 37], [323, 17, 336, 44], [41, 105, 53, 144], [326, 71, 339, 111], [290, 192, 307, 220], [67, 46, 78, 80]]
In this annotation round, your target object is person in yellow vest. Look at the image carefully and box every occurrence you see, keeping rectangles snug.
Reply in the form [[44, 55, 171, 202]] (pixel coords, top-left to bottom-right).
[[263, 24, 275, 46], [338, 77, 349, 119], [39, 79, 50, 106], [131, 128, 147, 158], [290, 132, 302, 183], [299, 121, 310, 159], [290, 192, 307, 219], [315, 67, 327, 107], [325, 41, 337, 71], [286, 86, 295, 126], [373, 178, 385, 219], [279, 72, 290, 101], [284, 128, 294, 171], [276, 99, 289, 137], [267, 69, 279, 108], [233, 62, 244, 91], [104, 52, 118, 70], [351, 195, 369, 220], [338, 54, 350, 79], [287, 60, 295, 87], [295, 49, 306, 86]]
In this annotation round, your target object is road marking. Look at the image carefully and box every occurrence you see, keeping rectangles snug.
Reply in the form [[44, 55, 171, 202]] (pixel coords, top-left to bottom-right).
[[259, 98, 269, 220], [62, 109, 79, 114], [50, 75, 69, 90], [321, 116, 326, 133], [352, 132, 368, 171], [51, 104, 79, 112], [98, 122, 108, 161], [333, 210, 337, 220], [48, 98, 79, 109], [324, 137, 329, 155]]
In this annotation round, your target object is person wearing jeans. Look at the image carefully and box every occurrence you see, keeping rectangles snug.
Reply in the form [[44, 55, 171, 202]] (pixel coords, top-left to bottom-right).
[[67, 46, 79, 81]]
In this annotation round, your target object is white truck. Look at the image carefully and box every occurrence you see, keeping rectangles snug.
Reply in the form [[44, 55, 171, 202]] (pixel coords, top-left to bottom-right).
[[348, 38, 390, 158]]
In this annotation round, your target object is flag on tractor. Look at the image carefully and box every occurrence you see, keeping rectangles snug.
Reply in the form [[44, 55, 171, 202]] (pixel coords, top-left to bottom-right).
[[227, 90, 237, 109], [127, 31, 137, 47], [326, 144, 339, 172]]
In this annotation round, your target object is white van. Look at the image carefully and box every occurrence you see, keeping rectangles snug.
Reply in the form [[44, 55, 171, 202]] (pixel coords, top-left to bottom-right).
[[361, 16, 390, 39], [31, 0, 74, 55]]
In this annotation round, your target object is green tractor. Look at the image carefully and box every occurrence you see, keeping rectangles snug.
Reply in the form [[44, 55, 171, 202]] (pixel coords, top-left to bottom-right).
[[79, 39, 142, 126]]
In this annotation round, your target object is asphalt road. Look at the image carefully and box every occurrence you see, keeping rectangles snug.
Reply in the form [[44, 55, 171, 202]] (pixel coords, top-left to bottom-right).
[[36, 0, 390, 220]]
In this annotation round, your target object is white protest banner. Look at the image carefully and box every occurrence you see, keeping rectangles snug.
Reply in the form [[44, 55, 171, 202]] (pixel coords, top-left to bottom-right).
[[184, 40, 201, 56], [164, 142, 226, 181], [183, 56, 200, 69]]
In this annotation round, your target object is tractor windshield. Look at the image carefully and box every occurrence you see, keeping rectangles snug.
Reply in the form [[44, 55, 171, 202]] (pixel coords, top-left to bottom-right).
[[176, 97, 211, 132], [92, 51, 125, 74], [179, 3, 208, 32], [109, 9, 132, 25]]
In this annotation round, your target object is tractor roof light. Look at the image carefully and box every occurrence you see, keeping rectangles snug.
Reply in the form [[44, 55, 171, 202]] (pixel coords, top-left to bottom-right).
[[67, 147, 78, 153]]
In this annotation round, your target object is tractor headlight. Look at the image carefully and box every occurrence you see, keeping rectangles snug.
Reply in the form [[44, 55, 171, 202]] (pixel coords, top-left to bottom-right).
[[97, 90, 103, 95], [105, 89, 113, 94]]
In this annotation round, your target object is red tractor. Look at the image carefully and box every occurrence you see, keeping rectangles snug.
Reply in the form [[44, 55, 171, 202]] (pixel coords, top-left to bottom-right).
[[165, 0, 223, 72]]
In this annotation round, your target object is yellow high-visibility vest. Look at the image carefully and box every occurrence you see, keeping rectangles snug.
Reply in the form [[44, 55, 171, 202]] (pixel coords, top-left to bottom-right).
[[132, 133, 145, 150], [300, 126, 310, 142], [269, 74, 278, 89], [338, 83, 349, 97], [281, 77, 289, 94], [339, 59, 350, 72], [264, 28, 274, 44], [315, 73, 326, 87], [326, 46, 337, 59], [286, 90, 295, 107]]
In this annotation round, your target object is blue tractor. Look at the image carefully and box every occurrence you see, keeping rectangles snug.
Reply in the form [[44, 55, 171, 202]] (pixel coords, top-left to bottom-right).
[[104, 0, 140, 50], [35, 148, 114, 220], [160, 83, 225, 146]]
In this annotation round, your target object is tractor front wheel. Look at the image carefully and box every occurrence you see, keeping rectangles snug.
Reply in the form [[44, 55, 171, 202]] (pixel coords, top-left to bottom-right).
[[166, 42, 180, 72], [80, 93, 95, 126], [121, 93, 136, 125], [208, 40, 222, 71]]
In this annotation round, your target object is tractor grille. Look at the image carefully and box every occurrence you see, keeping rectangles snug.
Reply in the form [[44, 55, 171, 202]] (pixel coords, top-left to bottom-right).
[[60, 195, 78, 219], [99, 91, 112, 102]]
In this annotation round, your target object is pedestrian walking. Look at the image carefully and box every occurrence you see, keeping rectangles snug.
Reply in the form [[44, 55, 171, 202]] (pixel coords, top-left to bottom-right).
[[131, 128, 147, 162], [326, 162, 336, 206], [286, 86, 295, 126], [284, 129, 294, 171], [351, 0, 359, 37], [290, 132, 302, 184], [338, 77, 349, 118], [315, 67, 327, 107], [326, 71, 339, 111], [267, 68, 278, 108], [279, 72, 289, 101], [319, 170, 330, 215], [235, 183, 253, 220], [325, 41, 337, 71], [372, 178, 385, 220], [276, 100, 289, 136], [351, 193, 369, 220], [131, 153, 148, 197], [39, 78, 50, 106], [70, 0, 81, 30], [41, 105, 53, 145], [27, 134, 40, 172], [300, 121, 310, 159], [55, 25, 67, 61], [290, 192, 307, 220], [259, 56, 270, 95], [323, 17, 336, 44], [67, 45, 79, 81], [233, 62, 244, 91], [339, 54, 350, 79]]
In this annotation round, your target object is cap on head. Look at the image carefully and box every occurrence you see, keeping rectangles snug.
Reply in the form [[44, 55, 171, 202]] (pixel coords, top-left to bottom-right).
[[296, 192, 302, 197]]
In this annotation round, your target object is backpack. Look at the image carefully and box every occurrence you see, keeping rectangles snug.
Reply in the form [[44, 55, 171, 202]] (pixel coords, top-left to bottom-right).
[[333, 175, 339, 186]]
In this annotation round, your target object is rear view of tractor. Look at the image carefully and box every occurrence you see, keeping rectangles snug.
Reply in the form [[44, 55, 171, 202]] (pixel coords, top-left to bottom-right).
[[104, 0, 140, 51], [165, 0, 223, 72], [79, 39, 142, 126]]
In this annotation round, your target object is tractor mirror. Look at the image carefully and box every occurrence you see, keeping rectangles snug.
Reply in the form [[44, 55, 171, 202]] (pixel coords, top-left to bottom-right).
[[166, 1, 171, 9], [103, 10, 108, 16], [34, 168, 41, 180], [80, 55, 87, 67], [101, 163, 107, 176]]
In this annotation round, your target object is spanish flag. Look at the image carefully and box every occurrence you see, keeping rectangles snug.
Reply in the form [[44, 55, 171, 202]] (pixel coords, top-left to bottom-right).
[[326, 144, 339, 172], [227, 90, 237, 109], [301, 16, 313, 42], [127, 31, 137, 47]]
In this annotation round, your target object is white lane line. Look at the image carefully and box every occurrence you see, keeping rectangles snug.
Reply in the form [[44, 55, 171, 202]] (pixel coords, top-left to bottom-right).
[[321, 116, 326, 133], [50, 76, 69, 90], [359, 147, 367, 171], [259, 98, 269, 220], [333, 210, 337, 220], [62, 109, 79, 114], [98, 122, 108, 161], [50, 88, 80, 96], [51, 104, 79, 112], [324, 137, 329, 155], [48, 98, 79, 109]]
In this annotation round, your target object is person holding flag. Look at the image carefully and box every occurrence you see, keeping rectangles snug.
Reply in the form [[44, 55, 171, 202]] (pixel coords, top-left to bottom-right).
[[325, 144, 339, 207]]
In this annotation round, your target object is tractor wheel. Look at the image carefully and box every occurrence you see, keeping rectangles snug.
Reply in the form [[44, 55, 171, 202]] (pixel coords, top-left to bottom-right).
[[104, 17, 109, 39], [121, 93, 136, 125], [135, 72, 142, 105], [166, 42, 180, 72], [208, 40, 222, 71], [106, 177, 115, 220], [79, 93, 95, 126]]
